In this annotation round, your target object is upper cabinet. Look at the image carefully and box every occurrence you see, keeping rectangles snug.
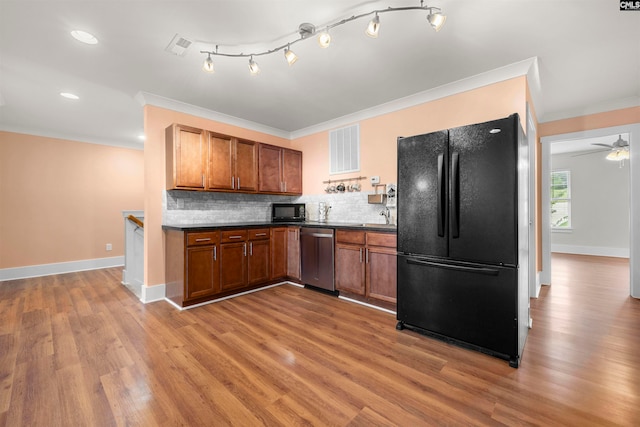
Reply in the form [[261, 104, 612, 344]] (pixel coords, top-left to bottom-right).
[[166, 124, 300, 195], [207, 134, 258, 192], [166, 124, 206, 190], [258, 143, 302, 195]]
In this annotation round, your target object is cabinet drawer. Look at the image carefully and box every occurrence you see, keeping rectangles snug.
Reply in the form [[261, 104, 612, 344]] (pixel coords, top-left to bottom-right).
[[221, 229, 248, 243], [187, 231, 219, 246], [248, 228, 270, 240], [366, 232, 397, 248], [336, 230, 365, 245]]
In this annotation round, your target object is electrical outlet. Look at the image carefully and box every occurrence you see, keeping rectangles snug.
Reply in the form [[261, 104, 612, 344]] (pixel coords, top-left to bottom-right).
[[370, 176, 380, 185], [106, 243, 112, 251]]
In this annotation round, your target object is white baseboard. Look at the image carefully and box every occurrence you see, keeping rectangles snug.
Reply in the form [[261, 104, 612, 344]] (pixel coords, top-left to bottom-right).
[[142, 283, 166, 303], [551, 244, 629, 258], [0, 256, 125, 281]]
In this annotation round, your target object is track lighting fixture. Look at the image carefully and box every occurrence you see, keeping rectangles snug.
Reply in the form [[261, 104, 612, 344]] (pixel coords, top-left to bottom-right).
[[366, 14, 380, 38], [199, 1, 446, 75]]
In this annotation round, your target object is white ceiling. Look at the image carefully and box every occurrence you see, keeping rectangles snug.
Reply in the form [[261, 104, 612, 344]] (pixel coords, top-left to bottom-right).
[[0, 0, 639, 149]]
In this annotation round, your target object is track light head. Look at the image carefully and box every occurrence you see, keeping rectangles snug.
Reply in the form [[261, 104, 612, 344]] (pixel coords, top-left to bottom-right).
[[366, 14, 380, 38], [248, 56, 260, 75], [317, 30, 331, 48], [284, 45, 298, 66], [202, 53, 215, 73], [427, 11, 446, 32]]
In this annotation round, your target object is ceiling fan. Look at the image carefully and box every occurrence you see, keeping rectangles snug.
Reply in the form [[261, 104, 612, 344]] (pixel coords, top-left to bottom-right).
[[572, 134, 630, 161]]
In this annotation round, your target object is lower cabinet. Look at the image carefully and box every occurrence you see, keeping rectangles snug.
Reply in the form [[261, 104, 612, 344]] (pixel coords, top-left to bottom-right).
[[286, 226, 301, 280], [335, 230, 397, 305], [248, 230, 270, 285], [270, 227, 288, 280]]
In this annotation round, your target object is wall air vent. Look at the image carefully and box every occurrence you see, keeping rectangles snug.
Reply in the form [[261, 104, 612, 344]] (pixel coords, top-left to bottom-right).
[[165, 34, 193, 57]]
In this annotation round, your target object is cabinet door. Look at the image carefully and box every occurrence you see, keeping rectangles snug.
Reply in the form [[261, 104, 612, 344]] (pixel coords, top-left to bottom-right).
[[258, 144, 283, 193], [335, 243, 365, 296], [270, 228, 287, 280], [287, 227, 300, 280], [167, 124, 206, 189], [220, 242, 247, 291], [366, 246, 397, 303], [186, 245, 219, 300], [208, 134, 234, 190], [248, 239, 270, 285], [235, 139, 258, 191], [282, 149, 302, 194]]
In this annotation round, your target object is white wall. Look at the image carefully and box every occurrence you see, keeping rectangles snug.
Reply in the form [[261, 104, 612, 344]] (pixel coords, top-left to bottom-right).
[[551, 151, 630, 257]]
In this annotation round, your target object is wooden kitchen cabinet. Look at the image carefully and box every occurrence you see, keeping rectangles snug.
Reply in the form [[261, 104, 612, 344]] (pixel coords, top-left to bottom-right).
[[166, 124, 206, 190], [258, 144, 302, 195], [165, 229, 220, 307], [208, 133, 258, 192], [270, 227, 288, 280], [248, 228, 270, 285], [287, 226, 301, 280], [335, 230, 366, 296], [335, 230, 397, 305]]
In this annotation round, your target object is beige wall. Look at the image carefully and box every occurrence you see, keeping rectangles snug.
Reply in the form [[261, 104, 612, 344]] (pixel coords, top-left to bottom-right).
[[0, 131, 144, 269], [145, 78, 529, 287], [539, 107, 640, 137], [296, 77, 528, 195]]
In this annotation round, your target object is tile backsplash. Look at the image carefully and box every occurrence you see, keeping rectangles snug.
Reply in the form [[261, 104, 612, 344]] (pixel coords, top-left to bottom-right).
[[163, 190, 396, 225]]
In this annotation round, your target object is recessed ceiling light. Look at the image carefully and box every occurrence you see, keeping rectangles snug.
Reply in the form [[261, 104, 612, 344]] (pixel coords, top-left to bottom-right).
[[71, 30, 98, 45], [60, 92, 80, 100]]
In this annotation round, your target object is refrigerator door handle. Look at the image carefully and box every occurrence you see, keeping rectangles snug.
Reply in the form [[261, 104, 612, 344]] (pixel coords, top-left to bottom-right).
[[437, 153, 445, 237], [406, 257, 500, 276], [437, 154, 445, 237], [451, 151, 460, 238]]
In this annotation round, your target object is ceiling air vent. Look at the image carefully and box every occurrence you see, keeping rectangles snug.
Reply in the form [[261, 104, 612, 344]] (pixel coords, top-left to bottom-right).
[[165, 34, 193, 57]]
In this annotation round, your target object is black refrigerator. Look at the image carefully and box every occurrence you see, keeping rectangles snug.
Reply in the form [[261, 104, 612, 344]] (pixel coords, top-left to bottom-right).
[[396, 114, 530, 368]]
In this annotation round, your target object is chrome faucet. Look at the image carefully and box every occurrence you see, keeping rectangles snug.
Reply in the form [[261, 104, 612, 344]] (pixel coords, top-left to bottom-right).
[[380, 207, 391, 224]]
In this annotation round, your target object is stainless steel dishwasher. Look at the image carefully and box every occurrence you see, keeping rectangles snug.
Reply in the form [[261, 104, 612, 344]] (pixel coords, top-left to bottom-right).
[[300, 227, 335, 292]]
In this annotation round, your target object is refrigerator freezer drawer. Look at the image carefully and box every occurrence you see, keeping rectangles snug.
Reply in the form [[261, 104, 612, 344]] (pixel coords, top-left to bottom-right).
[[397, 255, 519, 365]]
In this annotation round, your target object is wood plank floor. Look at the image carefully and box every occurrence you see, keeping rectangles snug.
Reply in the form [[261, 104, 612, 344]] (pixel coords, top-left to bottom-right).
[[1, 254, 639, 426]]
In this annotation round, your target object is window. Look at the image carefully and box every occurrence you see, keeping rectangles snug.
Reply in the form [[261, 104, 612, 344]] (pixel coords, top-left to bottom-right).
[[329, 124, 360, 174], [551, 170, 571, 229]]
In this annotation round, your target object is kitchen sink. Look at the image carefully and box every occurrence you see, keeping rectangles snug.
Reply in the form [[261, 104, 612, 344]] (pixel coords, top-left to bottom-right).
[[358, 223, 397, 229]]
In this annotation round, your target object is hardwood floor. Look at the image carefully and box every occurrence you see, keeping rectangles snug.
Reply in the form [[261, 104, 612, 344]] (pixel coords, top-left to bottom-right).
[[1, 254, 638, 426]]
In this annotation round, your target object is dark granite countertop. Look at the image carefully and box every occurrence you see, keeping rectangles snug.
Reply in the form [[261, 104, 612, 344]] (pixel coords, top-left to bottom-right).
[[162, 221, 396, 233]]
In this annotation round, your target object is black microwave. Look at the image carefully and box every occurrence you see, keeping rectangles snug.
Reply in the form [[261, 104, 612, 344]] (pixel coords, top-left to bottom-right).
[[272, 203, 306, 222]]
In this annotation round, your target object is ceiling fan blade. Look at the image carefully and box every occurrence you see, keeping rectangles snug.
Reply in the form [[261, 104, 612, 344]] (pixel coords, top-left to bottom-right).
[[571, 149, 609, 157], [592, 143, 614, 149]]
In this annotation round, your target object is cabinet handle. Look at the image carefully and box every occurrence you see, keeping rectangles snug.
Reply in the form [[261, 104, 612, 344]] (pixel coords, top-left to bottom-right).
[[213, 245, 217, 261], [202, 174, 205, 187], [359, 248, 363, 263], [229, 235, 243, 239], [250, 242, 253, 256], [237, 177, 240, 189], [195, 238, 211, 242], [243, 243, 247, 256], [284, 182, 287, 192], [255, 233, 267, 237], [231, 176, 235, 189], [366, 248, 369, 264]]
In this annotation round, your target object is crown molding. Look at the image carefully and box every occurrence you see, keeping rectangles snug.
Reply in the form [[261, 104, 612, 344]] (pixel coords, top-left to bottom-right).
[[135, 92, 292, 140], [290, 57, 542, 139], [136, 58, 542, 141], [0, 124, 144, 150]]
